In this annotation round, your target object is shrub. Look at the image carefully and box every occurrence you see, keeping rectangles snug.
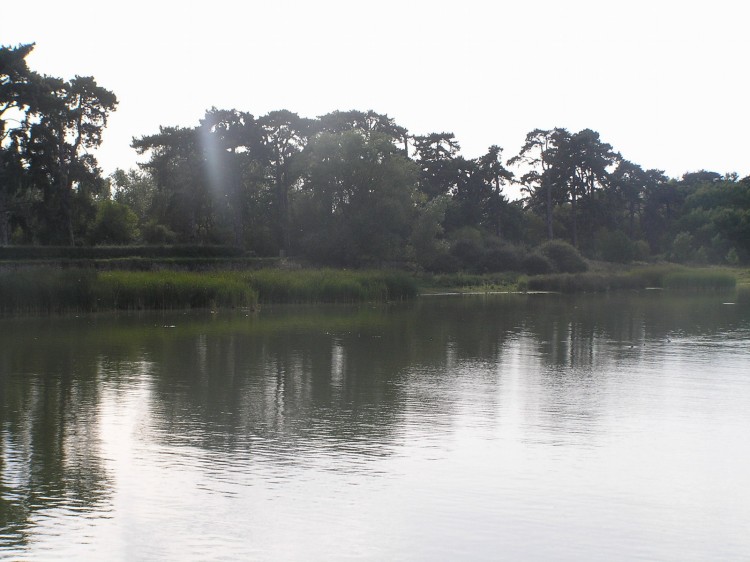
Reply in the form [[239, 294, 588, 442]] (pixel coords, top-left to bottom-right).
[[425, 250, 461, 273], [480, 244, 523, 272], [597, 230, 635, 263], [88, 200, 140, 245], [522, 252, 554, 275], [538, 240, 588, 273], [670, 232, 694, 263]]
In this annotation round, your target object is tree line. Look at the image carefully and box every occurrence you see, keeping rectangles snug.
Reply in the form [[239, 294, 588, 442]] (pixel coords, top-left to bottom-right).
[[2, 43, 749, 269]]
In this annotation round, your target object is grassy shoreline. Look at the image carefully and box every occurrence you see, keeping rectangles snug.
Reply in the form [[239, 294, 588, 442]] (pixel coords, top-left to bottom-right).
[[0, 268, 418, 315], [417, 264, 741, 294], [0, 263, 744, 315]]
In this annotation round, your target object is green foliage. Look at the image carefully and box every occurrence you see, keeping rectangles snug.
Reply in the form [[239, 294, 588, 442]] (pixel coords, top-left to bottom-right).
[[0, 268, 95, 313], [522, 252, 554, 275], [96, 271, 256, 309], [526, 272, 643, 293], [243, 269, 417, 303], [2, 47, 748, 272], [0, 268, 256, 314], [596, 230, 635, 263], [0, 245, 245, 260], [88, 200, 140, 245], [142, 222, 178, 245], [418, 271, 519, 291], [663, 270, 736, 291], [538, 240, 588, 272], [294, 130, 418, 266], [670, 232, 695, 263], [524, 265, 736, 293]]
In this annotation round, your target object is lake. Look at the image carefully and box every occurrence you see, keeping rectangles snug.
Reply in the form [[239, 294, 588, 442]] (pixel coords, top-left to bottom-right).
[[1, 292, 749, 561]]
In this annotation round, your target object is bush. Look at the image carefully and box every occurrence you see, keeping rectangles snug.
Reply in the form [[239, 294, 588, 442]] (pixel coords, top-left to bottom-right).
[[522, 252, 554, 275], [88, 200, 139, 245], [670, 232, 694, 263], [480, 244, 523, 272], [425, 250, 461, 273], [538, 240, 588, 273], [597, 230, 635, 263]]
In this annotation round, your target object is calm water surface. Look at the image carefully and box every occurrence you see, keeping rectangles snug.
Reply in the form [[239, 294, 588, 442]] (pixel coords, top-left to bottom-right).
[[1, 292, 749, 560]]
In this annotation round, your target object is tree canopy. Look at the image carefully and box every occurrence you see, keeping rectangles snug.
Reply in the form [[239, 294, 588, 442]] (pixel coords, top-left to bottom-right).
[[2, 42, 749, 268]]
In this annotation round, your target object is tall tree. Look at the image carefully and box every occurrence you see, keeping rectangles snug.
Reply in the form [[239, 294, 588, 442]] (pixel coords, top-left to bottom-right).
[[258, 110, 313, 255], [27, 75, 117, 244], [509, 128, 564, 240], [0, 43, 38, 244], [295, 130, 417, 265], [413, 132, 462, 199], [474, 145, 514, 237], [610, 161, 666, 238], [133, 126, 211, 242], [563, 129, 619, 247], [317, 109, 408, 152], [199, 108, 263, 246]]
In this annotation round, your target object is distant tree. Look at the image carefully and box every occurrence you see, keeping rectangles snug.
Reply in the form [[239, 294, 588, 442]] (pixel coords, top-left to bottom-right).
[[0, 43, 38, 244], [26, 75, 117, 244], [509, 128, 561, 240], [111, 167, 156, 227], [198, 108, 263, 246], [473, 145, 514, 237], [610, 161, 667, 239], [88, 199, 139, 245], [132, 126, 213, 242], [317, 109, 409, 152], [511, 128, 619, 248], [258, 110, 313, 255], [412, 132, 462, 199], [295, 130, 418, 265]]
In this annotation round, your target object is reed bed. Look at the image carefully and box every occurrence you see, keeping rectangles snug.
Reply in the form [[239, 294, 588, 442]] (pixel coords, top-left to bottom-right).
[[96, 271, 257, 310], [736, 284, 750, 304], [0, 269, 256, 314], [662, 269, 737, 291], [417, 272, 519, 292], [0, 268, 416, 314], [243, 269, 417, 303], [526, 266, 737, 293]]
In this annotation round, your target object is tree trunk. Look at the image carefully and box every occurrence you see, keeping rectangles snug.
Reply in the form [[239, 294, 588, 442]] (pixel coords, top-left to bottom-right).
[[545, 182, 553, 240], [571, 187, 578, 248]]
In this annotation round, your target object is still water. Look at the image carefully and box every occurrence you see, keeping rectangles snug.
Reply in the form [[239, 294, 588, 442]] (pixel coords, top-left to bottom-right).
[[1, 292, 749, 561]]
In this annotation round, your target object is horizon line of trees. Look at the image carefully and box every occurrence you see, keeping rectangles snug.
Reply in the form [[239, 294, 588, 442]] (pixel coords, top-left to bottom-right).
[[3, 43, 750, 269]]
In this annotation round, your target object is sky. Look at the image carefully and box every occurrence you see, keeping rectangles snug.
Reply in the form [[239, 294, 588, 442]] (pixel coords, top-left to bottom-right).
[[4, 0, 749, 195]]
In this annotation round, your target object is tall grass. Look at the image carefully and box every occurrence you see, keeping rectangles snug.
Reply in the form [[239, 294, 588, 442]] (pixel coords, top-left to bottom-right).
[[526, 266, 737, 293], [96, 271, 257, 310], [417, 271, 519, 292], [0, 269, 256, 314], [0, 268, 416, 314], [243, 269, 417, 303], [0, 268, 98, 314], [663, 269, 736, 291]]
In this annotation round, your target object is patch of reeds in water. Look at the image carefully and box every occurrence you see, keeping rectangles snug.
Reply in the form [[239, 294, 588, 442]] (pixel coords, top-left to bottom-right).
[[662, 269, 736, 291], [243, 269, 417, 303], [97, 271, 257, 310], [736, 284, 750, 304], [0, 268, 417, 314], [0, 269, 256, 314], [525, 266, 737, 293]]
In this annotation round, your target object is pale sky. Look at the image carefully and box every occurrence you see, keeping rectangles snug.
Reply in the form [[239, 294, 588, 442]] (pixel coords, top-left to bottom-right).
[[4, 0, 749, 192]]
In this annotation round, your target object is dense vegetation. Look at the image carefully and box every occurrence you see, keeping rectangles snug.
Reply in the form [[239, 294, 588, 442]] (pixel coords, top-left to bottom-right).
[[0, 268, 417, 314], [2, 43, 749, 272]]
